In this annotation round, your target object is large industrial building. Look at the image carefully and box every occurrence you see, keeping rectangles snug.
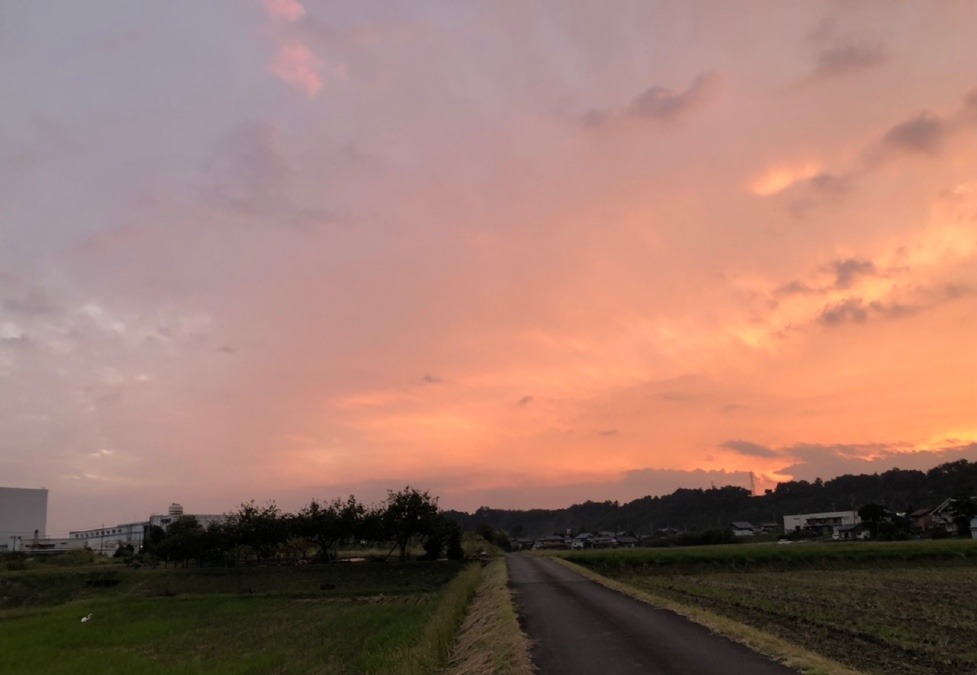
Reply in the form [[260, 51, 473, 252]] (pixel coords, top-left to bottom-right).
[[1, 491, 229, 556], [68, 503, 227, 555], [0, 487, 48, 552]]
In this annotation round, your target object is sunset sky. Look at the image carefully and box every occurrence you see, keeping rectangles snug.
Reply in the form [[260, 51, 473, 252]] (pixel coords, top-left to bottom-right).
[[2, 2, 975, 535]]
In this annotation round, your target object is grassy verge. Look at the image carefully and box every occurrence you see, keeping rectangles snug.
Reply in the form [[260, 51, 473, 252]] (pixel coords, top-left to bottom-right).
[[396, 562, 482, 674], [443, 558, 534, 675]]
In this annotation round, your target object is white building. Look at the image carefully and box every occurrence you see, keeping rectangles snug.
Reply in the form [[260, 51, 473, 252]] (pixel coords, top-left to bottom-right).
[[19, 537, 89, 555], [68, 503, 226, 556], [69, 521, 149, 554], [148, 503, 226, 531], [783, 511, 860, 538], [0, 487, 48, 552]]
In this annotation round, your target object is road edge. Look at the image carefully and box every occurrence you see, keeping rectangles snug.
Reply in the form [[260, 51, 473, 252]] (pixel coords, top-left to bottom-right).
[[549, 556, 861, 675]]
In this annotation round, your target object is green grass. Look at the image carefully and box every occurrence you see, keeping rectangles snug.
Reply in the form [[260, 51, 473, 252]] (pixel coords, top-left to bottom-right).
[[0, 561, 460, 609], [0, 561, 472, 674], [550, 540, 977, 675]]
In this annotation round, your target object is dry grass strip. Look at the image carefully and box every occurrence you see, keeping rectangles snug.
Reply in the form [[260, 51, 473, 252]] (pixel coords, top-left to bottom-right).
[[551, 557, 861, 675], [442, 557, 534, 675]]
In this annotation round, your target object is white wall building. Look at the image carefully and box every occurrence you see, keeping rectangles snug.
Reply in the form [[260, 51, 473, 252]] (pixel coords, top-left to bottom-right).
[[66, 503, 228, 555], [0, 487, 48, 552], [783, 511, 860, 537], [147, 503, 226, 531], [69, 521, 149, 554]]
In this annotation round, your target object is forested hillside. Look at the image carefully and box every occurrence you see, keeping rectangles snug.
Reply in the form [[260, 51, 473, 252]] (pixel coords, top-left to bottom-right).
[[446, 459, 977, 538]]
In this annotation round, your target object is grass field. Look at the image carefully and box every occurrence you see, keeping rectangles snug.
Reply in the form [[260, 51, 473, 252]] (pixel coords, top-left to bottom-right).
[[554, 540, 977, 675], [0, 561, 476, 674]]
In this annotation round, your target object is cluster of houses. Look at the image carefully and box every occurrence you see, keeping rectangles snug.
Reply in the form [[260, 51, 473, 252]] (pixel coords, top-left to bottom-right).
[[520, 531, 642, 551], [519, 501, 977, 550], [735, 501, 977, 541]]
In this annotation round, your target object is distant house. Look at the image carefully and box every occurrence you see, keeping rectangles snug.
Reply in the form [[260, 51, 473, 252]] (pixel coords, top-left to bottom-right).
[[614, 534, 640, 548], [783, 511, 859, 538], [911, 497, 976, 535], [731, 522, 758, 537], [588, 533, 617, 549], [971, 517, 977, 540], [570, 532, 593, 549], [836, 523, 870, 541], [926, 498, 956, 533], [758, 522, 780, 534], [533, 536, 568, 550], [909, 506, 938, 531]]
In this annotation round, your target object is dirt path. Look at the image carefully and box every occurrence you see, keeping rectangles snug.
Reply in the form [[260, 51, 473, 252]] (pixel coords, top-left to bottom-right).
[[508, 554, 796, 675]]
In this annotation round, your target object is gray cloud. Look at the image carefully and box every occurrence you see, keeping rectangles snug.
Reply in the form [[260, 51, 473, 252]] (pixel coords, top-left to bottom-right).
[[584, 72, 722, 128], [867, 300, 917, 321], [628, 71, 723, 122], [786, 172, 854, 220], [881, 112, 946, 155], [775, 280, 815, 297], [0, 334, 33, 348], [825, 258, 875, 289], [2, 288, 57, 316], [516, 395, 533, 407], [776, 257, 874, 300], [421, 374, 442, 384], [935, 283, 977, 302], [198, 121, 331, 228], [818, 282, 976, 328], [806, 172, 852, 197], [819, 298, 868, 326], [722, 439, 779, 459], [962, 87, 977, 121], [204, 121, 289, 204], [658, 390, 691, 402], [297, 466, 754, 512], [811, 42, 885, 80], [580, 108, 610, 128]]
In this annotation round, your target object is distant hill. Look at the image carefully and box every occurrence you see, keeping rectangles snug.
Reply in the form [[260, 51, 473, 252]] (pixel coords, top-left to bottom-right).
[[445, 459, 977, 538]]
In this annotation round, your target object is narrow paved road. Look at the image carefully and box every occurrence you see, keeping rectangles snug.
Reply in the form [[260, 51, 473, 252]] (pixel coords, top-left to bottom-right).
[[508, 554, 796, 675]]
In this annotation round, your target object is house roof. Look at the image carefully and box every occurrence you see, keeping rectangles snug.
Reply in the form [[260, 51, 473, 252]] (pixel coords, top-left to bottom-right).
[[731, 521, 756, 529]]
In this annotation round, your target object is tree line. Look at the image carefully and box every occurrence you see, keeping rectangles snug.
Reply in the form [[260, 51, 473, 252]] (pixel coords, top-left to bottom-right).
[[139, 487, 464, 567], [445, 458, 977, 539]]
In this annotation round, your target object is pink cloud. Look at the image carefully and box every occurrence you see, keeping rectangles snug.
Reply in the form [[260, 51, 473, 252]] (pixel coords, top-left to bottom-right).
[[269, 43, 324, 97], [264, 0, 305, 22]]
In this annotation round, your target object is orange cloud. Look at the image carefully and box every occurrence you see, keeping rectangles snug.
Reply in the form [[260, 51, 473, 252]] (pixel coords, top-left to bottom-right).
[[750, 161, 822, 196]]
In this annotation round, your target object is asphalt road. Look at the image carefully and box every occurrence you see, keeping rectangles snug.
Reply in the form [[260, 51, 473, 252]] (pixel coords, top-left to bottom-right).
[[508, 554, 796, 675]]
